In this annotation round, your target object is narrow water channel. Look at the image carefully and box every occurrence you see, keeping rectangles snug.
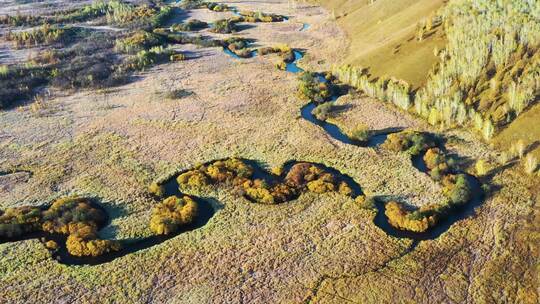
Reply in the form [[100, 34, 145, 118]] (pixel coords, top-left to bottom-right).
[[284, 49, 485, 241]]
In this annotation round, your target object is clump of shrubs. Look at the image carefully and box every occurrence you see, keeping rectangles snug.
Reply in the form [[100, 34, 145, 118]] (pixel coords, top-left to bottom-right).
[[347, 124, 371, 142], [423, 148, 455, 180], [106, 2, 171, 28], [385, 201, 438, 232], [203, 2, 231, 12], [171, 19, 208, 32], [386, 173, 474, 232], [259, 45, 295, 62], [6, 24, 77, 48], [241, 162, 353, 203], [235, 11, 286, 23], [312, 102, 334, 120], [297, 72, 333, 103], [158, 33, 222, 48], [0, 197, 121, 257], [66, 224, 122, 257], [241, 179, 298, 204], [211, 19, 238, 34], [115, 31, 163, 54], [181, 0, 232, 12], [0, 206, 42, 238], [122, 46, 176, 71], [175, 159, 354, 205], [223, 37, 254, 58], [49, 31, 128, 90], [41, 197, 106, 234], [149, 196, 198, 235], [0, 14, 43, 26], [177, 158, 254, 188], [382, 130, 438, 156], [284, 163, 353, 196], [382, 130, 477, 233]]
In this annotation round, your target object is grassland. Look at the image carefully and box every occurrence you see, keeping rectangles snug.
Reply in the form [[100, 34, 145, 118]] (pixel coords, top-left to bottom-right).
[[315, 0, 446, 87], [494, 103, 540, 158], [0, 0, 538, 303]]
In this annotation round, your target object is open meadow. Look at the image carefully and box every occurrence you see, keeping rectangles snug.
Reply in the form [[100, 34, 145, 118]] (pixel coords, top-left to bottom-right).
[[0, 0, 538, 303]]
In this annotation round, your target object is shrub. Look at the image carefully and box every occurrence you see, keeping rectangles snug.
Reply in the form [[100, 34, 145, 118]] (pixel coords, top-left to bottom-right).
[[306, 179, 335, 193], [0, 206, 42, 238], [177, 158, 254, 189], [115, 31, 163, 54], [275, 60, 286, 70], [0, 197, 120, 257], [41, 197, 106, 235], [285, 163, 320, 188], [382, 131, 437, 156], [171, 19, 208, 31], [148, 182, 165, 197], [224, 38, 254, 58], [170, 54, 187, 61], [66, 233, 122, 257], [44, 240, 59, 250], [475, 159, 491, 176], [150, 196, 198, 235], [442, 174, 472, 206], [177, 170, 210, 188], [181, 0, 206, 9], [52, 1, 110, 23], [347, 124, 371, 142], [52, 52, 118, 89], [123, 46, 175, 71], [6, 24, 77, 48], [211, 19, 237, 34], [338, 182, 353, 196], [206, 158, 253, 182], [297, 72, 332, 103], [236, 11, 285, 22], [204, 2, 231, 12], [159, 33, 222, 48], [385, 201, 438, 232], [242, 179, 297, 204], [355, 195, 376, 210], [423, 148, 452, 180], [284, 163, 344, 195], [0, 14, 42, 26], [259, 45, 293, 62], [243, 180, 276, 204], [106, 2, 164, 27], [312, 102, 334, 120]]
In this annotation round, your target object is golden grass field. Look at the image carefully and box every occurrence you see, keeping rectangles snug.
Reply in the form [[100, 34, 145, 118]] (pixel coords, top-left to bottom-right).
[[315, 0, 446, 87]]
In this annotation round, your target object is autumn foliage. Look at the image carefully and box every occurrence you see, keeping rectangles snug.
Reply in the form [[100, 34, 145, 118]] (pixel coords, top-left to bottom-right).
[[150, 196, 198, 235], [0, 197, 121, 257], [174, 158, 355, 205], [382, 131, 475, 233]]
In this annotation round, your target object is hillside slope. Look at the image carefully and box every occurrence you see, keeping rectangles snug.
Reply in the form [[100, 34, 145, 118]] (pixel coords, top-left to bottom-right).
[[316, 0, 446, 87]]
